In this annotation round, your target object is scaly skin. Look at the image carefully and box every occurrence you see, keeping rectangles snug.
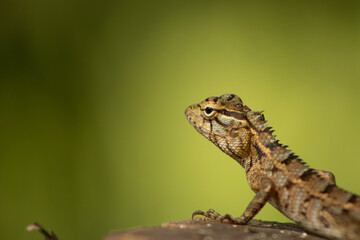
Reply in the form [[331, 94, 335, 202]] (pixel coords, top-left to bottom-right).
[[185, 94, 360, 240]]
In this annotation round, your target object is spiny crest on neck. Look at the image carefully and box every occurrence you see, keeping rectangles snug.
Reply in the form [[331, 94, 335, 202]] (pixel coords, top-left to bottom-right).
[[246, 109, 300, 164]]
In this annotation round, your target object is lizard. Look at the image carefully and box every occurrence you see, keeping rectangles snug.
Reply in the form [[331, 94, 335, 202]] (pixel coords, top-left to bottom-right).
[[185, 94, 360, 240]]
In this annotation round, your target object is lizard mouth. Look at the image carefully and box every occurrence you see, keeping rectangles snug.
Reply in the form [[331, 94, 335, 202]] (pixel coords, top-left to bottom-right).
[[185, 104, 212, 139], [185, 104, 200, 122]]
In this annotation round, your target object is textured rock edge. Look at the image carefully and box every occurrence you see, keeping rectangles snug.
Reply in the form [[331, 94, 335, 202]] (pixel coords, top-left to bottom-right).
[[104, 219, 327, 240]]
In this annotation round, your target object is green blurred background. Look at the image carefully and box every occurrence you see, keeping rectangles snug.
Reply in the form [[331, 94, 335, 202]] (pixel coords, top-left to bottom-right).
[[1, 1, 360, 239]]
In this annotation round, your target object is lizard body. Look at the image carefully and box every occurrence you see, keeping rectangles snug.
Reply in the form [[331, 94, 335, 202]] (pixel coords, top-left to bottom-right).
[[185, 94, 360, 240]]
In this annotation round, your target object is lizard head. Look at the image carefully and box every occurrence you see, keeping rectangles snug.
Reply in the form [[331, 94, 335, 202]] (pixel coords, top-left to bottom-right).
[[185, 94, 252, 160]]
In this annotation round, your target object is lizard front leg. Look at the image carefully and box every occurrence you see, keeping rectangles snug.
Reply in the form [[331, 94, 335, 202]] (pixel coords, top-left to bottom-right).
[[192, 177, 274, 224]]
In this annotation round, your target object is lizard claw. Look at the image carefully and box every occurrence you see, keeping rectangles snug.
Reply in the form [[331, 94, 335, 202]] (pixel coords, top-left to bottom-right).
[[192, 209, 244, 224], [192, 209, 222, 221]]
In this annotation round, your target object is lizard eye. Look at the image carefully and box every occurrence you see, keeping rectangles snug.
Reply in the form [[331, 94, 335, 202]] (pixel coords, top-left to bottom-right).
[[204, 107, 215, 117]]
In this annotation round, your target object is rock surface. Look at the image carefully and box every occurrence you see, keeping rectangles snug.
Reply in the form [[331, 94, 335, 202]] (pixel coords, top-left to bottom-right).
[[105, 219, 327, 240]]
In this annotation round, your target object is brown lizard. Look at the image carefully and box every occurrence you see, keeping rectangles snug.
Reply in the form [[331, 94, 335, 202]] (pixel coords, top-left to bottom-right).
[[185, 94, 360, 240]]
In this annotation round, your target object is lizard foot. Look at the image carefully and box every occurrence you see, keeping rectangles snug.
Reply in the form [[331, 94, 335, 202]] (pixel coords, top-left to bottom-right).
[[192, 209, 244, 224]]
